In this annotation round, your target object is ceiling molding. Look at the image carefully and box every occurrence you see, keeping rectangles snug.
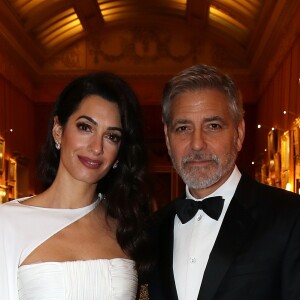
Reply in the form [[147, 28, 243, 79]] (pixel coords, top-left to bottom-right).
[[73, 0, 104, 33], [0, 0, 297, 85], [186, 0, 209, 30], [0, 1, 43, 71]]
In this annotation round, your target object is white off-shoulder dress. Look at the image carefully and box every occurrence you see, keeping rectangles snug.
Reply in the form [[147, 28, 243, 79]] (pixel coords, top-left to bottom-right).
[[0, 196, 138, 300], [17, 258, 137, 300]]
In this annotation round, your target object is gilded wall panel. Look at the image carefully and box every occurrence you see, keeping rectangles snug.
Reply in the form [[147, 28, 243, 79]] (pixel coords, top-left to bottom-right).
[[44, 25, 246, 75]]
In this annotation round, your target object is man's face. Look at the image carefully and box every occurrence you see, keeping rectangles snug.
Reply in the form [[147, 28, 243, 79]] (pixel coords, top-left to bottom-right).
[[164, 89, 245, 198]]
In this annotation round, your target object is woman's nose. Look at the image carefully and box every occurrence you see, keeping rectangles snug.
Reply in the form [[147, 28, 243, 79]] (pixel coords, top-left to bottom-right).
[[88, 136, 103, 155]]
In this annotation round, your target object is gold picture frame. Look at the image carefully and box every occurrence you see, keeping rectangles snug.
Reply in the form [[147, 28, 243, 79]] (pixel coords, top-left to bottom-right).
[[6, 158, 17, 200], [268, 129, 278, 162], [0, 185, 6, 203], [281, 130, 290, 190], [292, 118, 300, 194], [274, 152, 281, 187], [281, 131, 290, 172], [0, 136, 5, 175], [7, 158, 17, 183]]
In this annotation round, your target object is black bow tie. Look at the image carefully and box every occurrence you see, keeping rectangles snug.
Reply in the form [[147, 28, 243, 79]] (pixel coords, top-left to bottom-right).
[[175, 196, 224, 224]]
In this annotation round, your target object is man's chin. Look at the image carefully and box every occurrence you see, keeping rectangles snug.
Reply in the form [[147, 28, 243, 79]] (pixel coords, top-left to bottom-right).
[[181, 175, 218, 189], [183, 167, 218, 178]]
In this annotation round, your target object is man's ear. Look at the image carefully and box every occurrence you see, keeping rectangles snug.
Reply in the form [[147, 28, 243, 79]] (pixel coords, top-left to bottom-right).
[[236, 119, 245, 152], [52, 116, 63, 144], [164, 123, 171, 156]]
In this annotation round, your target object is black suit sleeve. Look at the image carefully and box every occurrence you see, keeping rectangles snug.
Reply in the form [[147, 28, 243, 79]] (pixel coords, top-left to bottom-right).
[[281, 211, 300, 299]]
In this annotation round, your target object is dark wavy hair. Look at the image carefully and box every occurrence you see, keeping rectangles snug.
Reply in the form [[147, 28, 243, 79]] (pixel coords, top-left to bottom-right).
[[39, 72, 153, 280]]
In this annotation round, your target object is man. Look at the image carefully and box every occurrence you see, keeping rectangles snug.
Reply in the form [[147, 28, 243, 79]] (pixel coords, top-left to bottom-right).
[[148, 64, 300, 300]]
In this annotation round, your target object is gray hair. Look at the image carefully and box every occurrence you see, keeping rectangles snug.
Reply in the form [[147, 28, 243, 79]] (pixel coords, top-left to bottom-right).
[[162, 64, 244, 125]]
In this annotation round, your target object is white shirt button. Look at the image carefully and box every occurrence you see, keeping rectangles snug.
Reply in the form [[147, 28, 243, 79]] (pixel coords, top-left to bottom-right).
[[190, 257, 196, 263], [196, 215, 202, 221]]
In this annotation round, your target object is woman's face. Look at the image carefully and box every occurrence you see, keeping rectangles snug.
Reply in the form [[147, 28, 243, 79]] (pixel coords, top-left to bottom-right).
[[53, 95, 122, 186]]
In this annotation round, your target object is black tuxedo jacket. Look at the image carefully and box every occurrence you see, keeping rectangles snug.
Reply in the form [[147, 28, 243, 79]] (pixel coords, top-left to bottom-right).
[[148, 174, 300, 300]]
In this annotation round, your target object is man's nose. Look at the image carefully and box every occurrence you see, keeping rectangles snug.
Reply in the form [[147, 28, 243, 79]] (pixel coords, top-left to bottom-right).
[[191, 130, 206, 151]]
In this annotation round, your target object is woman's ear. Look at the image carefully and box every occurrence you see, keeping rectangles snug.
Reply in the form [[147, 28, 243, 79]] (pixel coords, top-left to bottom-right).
[[52, 116, 62, 144]]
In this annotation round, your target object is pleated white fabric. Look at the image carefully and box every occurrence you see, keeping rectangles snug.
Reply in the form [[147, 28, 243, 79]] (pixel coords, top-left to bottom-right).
[[17, 258, 138, 300]]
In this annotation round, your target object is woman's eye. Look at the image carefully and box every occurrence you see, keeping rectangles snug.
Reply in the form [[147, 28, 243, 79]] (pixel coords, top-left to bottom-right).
[[77, 122, 92, 132], [107, 133, 122, 143]]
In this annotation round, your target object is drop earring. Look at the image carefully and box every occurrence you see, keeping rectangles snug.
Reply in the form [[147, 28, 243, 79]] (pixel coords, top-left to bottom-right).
[[55, 140, 61, 150], [113, 160, 119, 169]]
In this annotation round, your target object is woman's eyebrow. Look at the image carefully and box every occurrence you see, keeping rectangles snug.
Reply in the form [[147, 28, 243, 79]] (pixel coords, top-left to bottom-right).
[[76, 115, 97, 125], [76, 115, 123, 132], [107, 126, 123, 133]]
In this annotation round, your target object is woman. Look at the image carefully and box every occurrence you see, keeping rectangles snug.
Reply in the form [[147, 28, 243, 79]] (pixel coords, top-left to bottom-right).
[[0, 72, 153, 299]]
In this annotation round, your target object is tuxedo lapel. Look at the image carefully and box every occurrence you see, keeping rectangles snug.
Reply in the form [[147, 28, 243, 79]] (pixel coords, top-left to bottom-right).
[[159, 207, 179, 300], [198, 175, 258, 300]]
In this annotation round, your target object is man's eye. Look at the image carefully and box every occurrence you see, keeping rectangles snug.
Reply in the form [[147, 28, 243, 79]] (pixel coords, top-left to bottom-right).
[[175, 126, 188, 132], [209, 123, 221, 130], [77, 122, 92, 132]]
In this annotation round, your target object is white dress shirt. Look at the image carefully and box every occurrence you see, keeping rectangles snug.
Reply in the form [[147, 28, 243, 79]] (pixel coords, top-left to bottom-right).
[[173, 166, 241, 300]]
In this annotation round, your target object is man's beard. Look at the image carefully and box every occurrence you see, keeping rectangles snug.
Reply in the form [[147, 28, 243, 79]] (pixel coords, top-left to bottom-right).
[[170, 144, 238, 190]]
